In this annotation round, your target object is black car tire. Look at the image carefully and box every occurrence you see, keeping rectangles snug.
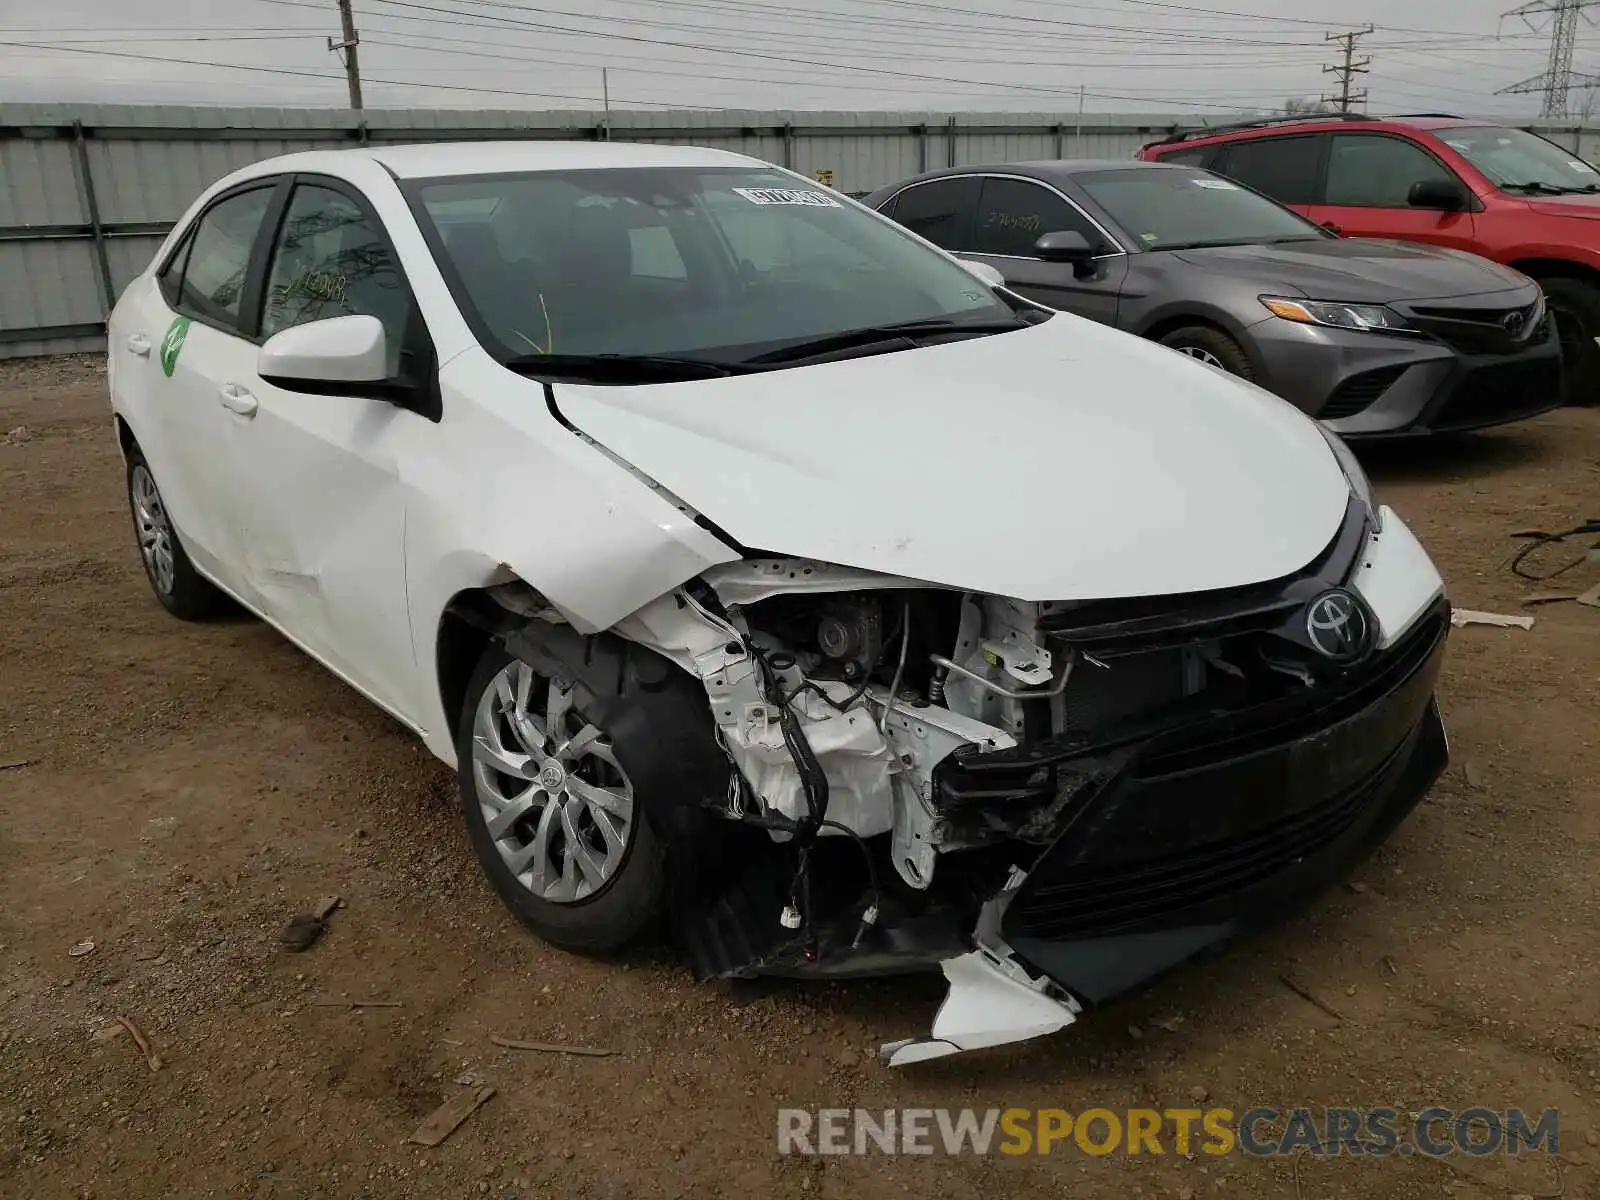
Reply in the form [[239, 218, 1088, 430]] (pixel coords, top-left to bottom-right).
[[455, 642, 670, 955], [125, 447, 230, 621], [1536, 275, 1600, 405], [1157, 325, 1256, 381]]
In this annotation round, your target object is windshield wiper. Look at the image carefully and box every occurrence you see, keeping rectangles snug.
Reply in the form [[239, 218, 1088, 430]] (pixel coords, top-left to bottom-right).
[[1499, 180, 1581, 195], [1155, 238, 1263, 251], [503, 353, 743, 382], [741, 317, 1027, 366]]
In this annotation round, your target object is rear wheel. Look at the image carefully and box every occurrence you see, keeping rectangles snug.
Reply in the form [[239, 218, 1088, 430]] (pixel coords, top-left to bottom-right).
[[1536, 275, 1600, 405], [1157, 325, 1255, 381], [125, 447, 228, 620]]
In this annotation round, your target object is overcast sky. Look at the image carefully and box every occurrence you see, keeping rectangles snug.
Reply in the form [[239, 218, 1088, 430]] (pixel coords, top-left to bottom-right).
[[0, 0, 1593, 118]]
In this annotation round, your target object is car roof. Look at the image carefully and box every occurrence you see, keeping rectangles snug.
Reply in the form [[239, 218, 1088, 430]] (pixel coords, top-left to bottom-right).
[[881, 159, 1195, 190], [235, 140, 763, 182], [1152, 113, 1491, 149]]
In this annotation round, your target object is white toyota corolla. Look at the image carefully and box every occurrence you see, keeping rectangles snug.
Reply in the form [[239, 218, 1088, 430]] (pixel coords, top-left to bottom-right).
[[108, 141, 1450, 1064]]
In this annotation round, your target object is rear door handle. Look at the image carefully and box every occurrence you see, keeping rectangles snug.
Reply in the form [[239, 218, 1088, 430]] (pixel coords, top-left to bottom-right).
[[218, 383, 259, 418], [126, 333, 151, 357]]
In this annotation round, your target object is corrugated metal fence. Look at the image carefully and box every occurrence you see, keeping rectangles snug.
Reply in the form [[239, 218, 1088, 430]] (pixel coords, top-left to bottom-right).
[[4, 103, 1599, 358]]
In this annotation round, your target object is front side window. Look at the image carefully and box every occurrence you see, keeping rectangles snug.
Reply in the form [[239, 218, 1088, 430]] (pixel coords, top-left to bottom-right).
[[1435, 125, 1600, 194], [176, 187, 275, 330], [262, 184, 411, 372], [971, 178, 1104, 256], [1325, 134, 1457, 207], [1076, 168, 1327, 251], [1216, 134, 1323, 205], [409, 167, 1014, 364]]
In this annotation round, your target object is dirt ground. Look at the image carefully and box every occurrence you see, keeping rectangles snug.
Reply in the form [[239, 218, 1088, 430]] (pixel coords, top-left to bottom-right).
[[1, 354, 1597, 1200]]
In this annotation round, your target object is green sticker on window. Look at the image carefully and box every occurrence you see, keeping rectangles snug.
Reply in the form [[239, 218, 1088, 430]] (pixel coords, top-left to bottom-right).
[[159, 315, 190, 377]]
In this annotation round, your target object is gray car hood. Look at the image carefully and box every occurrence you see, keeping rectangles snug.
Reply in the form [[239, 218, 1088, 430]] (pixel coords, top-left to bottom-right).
[[1170, 238, 1534, 303]]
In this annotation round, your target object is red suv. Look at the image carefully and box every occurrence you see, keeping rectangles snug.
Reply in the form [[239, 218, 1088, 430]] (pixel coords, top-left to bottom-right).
[[1140, 114, 1600, 401]]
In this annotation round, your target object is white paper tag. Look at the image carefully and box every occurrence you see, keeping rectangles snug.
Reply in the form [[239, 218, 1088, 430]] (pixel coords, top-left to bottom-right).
[[732, 187, 840, 207], [1193, 179, 1238, 190]]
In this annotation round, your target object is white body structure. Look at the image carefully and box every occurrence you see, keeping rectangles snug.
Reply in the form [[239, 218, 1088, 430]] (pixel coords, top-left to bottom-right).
[[107, 142, 1446, 1065]]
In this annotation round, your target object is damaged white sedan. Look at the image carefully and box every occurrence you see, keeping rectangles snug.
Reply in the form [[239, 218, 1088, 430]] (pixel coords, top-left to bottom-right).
[[108, 141, 1450, 1065]]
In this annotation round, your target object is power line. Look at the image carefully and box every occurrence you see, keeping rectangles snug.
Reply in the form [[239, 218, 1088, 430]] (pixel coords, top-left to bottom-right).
[[1497, 0, 1600, 116], [1322, 25, 1373, 112]]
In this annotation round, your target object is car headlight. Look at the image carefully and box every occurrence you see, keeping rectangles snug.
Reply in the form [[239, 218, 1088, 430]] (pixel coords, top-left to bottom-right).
[[1318, 423, 1383, 533], [1260, 296, 1415, 335]]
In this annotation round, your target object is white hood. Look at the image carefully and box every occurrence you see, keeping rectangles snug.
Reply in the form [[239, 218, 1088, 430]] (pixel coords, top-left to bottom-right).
[[551, 316, 1351, 601]]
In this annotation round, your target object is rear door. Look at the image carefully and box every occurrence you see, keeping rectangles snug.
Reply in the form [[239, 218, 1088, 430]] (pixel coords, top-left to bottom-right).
[[117, 182, 283, 593], [1212, 133, 1327, 222], [962, 176, 1127, 322], [1306, 132, 1479, 250]]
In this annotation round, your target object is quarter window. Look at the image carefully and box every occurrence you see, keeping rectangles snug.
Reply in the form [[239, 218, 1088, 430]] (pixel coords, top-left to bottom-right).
[[971, 178, 1103, 257], [262, 184, 411, 372], [887, 176, 981, 251], [1325, 134, 1458, 207], [176, 187, 275, 330], [1156, 147, 1212, 168], [1216, 135, 1323, 205]]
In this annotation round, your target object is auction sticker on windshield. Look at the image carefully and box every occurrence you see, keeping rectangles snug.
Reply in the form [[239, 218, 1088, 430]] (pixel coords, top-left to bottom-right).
[[733, 187, 841, 207], [1194, 179, 1239, 190]]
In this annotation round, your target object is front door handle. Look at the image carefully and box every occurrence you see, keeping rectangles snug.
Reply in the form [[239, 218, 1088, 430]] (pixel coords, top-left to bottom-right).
[[126, 333, 151, 357], [218, 383, 259, 418], [1321, 221, 1343, 235]]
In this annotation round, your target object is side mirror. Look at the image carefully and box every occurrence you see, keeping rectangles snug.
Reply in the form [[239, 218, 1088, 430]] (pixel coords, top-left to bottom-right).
[[1034, 230, 1098, 277], [259, 314, 388, 388], [1407, 179, 1470, 212], [959, 258, 1007, 289]]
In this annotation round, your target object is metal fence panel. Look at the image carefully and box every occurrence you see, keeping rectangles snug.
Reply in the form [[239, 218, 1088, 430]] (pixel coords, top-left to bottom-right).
[[6, 104, 1600, 358]]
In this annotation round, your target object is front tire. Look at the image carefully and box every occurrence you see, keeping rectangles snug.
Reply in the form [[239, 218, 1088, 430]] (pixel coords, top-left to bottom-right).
[[1536, 275, 1600, 405], [1157, 325, 1256, 380], [125, 447, 228, 620], [456, 644, 668, 954]]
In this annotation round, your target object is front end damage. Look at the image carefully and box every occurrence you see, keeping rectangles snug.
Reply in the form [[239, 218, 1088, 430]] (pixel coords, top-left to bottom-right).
[[598, 497, 1448, 1064]]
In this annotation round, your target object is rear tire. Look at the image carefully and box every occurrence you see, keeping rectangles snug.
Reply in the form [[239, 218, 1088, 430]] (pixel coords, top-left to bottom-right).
[[1535, 275, 1600, 405], [1157, 325, 1256, 381], [125, 447, 228, 621]]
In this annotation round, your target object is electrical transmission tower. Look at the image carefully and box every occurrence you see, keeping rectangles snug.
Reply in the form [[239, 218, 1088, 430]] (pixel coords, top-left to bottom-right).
[[1498, 0, 1600, 118], [1322, 26, 1373, 112]]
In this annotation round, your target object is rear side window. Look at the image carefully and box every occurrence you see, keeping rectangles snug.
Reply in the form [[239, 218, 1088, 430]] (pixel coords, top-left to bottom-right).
[[889, 177, 981, 251], [177, 187, 276, 331], [971, 178, 1104, 256], [1325, 134, 1458, 207], [1155, 146, 1212, 168], [1216, 135, 1323, 205]]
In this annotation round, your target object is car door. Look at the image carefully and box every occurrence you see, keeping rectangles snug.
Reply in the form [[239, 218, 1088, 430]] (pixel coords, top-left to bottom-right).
[[1212, 133, 1327, 223], [960, 176, 1127, 322], [218, 176, 429, 721], [1305, 132, 1479, 251], [114, 182, 283, 595]]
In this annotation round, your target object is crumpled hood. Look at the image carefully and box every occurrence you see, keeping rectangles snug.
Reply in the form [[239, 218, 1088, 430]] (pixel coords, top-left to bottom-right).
[[1171, 238, 1532, 302], [550, 316, 1351, 602]]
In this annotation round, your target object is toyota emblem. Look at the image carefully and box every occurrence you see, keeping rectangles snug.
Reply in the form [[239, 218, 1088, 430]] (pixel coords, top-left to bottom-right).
[[1304, 589, 1374, 663], [1501, 310, 1526, 336]]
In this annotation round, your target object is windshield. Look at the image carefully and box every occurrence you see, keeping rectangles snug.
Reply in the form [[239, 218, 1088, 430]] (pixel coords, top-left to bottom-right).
[[1075, 168, 1328, 251], [406, 167, 1017, 366], [1436, 126, 1600, 193]]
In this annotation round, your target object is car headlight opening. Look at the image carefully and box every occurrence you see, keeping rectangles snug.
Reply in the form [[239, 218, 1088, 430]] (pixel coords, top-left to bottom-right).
[[1261, 296, 1415, 336], [1318, 423, 1383, 533]]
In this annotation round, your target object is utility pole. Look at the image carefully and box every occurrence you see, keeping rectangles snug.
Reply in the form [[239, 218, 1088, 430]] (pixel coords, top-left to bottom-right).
[[1321, 26, 1373, 113], [328, 0, 364, 111], [1497, 1, 1600, 118]]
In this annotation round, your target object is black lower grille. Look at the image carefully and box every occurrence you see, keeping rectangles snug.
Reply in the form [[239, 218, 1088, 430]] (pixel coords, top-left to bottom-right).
[[1320, 365, 1408, 419], [1432, 356, 1562, 432]]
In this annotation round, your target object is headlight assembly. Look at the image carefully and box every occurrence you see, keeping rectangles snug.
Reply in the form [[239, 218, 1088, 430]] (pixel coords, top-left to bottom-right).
[[1260, 296, 1417, 336]]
